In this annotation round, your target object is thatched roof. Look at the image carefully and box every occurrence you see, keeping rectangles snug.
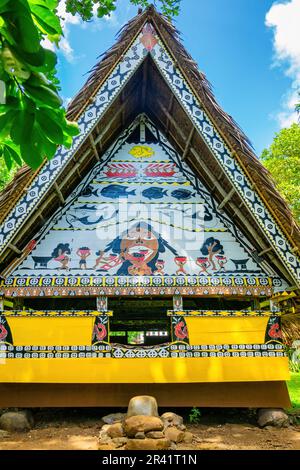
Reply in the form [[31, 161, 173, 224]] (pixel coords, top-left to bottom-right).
[[0, 5, 299, 285]]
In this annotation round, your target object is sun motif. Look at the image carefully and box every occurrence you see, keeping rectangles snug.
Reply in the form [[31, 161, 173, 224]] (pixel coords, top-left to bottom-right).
[[129, 145, 154, 158]]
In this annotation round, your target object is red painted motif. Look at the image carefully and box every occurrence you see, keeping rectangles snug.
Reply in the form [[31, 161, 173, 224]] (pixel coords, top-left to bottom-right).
[[104, 163, 137, 178], [94, 322, 107, 341], [174, 321, 188, 340], [140, 23, 158, 51], [268, 322, 283, 339], [0, 324, 8, 341], [144, 163, 176, 178]]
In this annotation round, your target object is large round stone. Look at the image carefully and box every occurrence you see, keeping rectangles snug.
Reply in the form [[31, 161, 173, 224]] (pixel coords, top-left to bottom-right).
[[106, 422, 125, 438], [0, 410, 33, 432], [123, 415, 163, 437], [164, 426, 185, 443], [257, 408, 289, 428], [127, 396, 158, 417]]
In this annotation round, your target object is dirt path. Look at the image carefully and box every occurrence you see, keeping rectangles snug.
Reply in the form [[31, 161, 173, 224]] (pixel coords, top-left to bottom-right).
[[0, 409, 299, 450]]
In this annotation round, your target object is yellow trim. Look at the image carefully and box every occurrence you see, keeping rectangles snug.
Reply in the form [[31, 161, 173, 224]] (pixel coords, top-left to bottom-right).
[[185, 317, 269, 345], [0, 357, 290, 383], [8, 317, 95, 346]]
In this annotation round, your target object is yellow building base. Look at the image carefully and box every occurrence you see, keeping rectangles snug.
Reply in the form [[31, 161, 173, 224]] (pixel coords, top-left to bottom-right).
[[1, 356, 290, 383]]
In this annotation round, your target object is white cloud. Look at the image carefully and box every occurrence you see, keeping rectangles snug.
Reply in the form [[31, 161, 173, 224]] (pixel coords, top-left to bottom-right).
[[42, 1, 120, 62], [266, 0, 300, 127], [56, 0, 81, 62]]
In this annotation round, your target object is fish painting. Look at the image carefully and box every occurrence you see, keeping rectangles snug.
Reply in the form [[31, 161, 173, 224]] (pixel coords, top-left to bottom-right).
[[66, 204, 118, 227], [142, 187, 168, 200], [101, 184, 136, 199], [171, 189, 194, 200]]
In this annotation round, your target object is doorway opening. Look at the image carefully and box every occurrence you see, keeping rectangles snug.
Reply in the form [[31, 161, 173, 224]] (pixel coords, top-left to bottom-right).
[[108, 297, 172, 346]]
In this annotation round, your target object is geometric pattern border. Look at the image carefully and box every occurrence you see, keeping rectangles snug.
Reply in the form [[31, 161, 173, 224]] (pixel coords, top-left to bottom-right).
[[1, 275, 282, 288], [1, 285, 274, 298], [0, 310, 112, 317], [167, 310, 280, 317], [0, 342, 286, 359]]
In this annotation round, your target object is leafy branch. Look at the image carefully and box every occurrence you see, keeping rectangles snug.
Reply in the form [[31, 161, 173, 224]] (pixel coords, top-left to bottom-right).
[[0, 0, 79, 170]]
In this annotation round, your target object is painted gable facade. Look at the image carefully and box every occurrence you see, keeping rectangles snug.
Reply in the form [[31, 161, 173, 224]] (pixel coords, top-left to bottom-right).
[[0, 10, 295, 408]]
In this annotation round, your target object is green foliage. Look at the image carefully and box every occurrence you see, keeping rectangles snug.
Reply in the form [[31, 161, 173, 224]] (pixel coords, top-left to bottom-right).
[[65, 0, 180, 21], [0, 0, 79, 170], [0, 154, 16, 190], [286, 345, 300, 373], [287, 372, 300, 411], [261, 123, 300, 224], [188, 407, 201, 424]]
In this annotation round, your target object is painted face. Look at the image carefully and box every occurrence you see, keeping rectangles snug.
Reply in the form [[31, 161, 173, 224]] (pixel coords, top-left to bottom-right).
[[120, 226, 159, 266]]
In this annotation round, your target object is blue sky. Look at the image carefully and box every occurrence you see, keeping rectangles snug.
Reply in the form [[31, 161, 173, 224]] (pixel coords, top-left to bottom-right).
[[54, 0, 300, 155]]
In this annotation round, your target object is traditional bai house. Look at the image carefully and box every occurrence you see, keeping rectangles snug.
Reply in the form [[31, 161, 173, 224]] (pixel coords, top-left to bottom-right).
[[0, 6, 299, 408]]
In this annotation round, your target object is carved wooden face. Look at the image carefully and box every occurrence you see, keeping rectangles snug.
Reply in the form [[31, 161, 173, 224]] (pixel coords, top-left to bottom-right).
[[120, 226, 159, 266]]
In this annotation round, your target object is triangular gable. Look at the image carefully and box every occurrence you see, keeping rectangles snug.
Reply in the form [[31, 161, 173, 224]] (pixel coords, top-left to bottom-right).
[[3, 116, 288, 298], [0, 16, 299, 286]]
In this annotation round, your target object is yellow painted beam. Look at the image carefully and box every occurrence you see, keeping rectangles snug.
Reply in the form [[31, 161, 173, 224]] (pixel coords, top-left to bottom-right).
[[8, 317, 95, 346], [0, 357, 290, 383], [185, 317, 269, 345]]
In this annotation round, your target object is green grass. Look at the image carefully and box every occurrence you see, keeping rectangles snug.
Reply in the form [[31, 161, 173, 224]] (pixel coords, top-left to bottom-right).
[[287, 372, 300, 411]]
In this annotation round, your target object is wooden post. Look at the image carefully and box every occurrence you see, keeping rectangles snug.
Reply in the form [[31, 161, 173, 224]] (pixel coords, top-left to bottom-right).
[[173, 295, 183, 312], [270, 299, 280, 313], [97, 296, 108, 312]]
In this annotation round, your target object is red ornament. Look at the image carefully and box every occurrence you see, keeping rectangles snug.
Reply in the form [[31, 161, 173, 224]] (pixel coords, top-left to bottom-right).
[[141, 23, 158, 51], [268, 323, 282, 339]]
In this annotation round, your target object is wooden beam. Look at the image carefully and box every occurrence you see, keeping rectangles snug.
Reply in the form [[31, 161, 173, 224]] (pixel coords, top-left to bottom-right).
[[53, 182, 65, 205], [182, 127, 194, 160], [94, 99, 128, 146], [258, 247, 274, 257], [89, 134, 100, 161], [142, 59, 148, 110], [218, 187, 235, 210], [165, 94, 174, 134], [7, 243, 22, 255]]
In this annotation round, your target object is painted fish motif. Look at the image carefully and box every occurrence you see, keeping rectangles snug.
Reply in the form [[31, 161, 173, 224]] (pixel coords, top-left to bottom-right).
[[66, 204, 119, 227], [171, 189, 194, 200], [142, 187, 168, 200], [101, 184, 136, 199]]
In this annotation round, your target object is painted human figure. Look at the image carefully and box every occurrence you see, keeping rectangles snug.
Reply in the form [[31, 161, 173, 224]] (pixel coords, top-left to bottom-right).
[[93, 251, 122, 271], [196, 257, 210, 274], [102, 222, 177, 276], [76, 247, 91, 270], [216, 254, 227, 272], [122, 225, 157, 275], [51, 243, 71, 270], [153, 259, 165, 275], [174, 256, 187, 275]]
